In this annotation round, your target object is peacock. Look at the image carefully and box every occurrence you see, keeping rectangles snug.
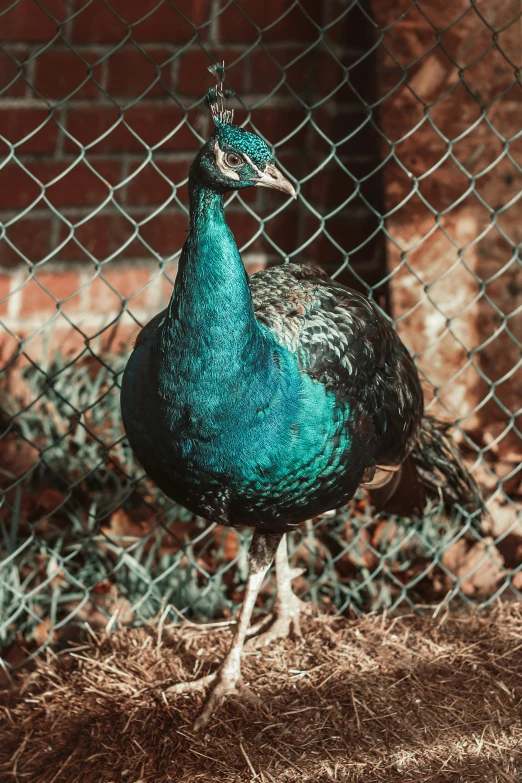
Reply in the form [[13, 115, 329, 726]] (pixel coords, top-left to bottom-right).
[[120, 70, 484, 731]]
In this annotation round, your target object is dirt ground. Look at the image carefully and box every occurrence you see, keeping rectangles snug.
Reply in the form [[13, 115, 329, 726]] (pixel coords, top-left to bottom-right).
[[1, 603, 522, 783]]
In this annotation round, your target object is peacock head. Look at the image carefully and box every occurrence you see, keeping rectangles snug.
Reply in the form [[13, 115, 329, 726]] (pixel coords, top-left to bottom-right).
[[189, 79, 297, 200]]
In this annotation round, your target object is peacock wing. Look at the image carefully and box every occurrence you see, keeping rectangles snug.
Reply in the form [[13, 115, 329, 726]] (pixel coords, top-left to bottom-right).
[[251, 263, 393, 388], [250, 263, 423, 467]]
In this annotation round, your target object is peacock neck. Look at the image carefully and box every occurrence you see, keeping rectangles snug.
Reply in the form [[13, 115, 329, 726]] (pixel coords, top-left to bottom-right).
[[162, 181, 269, 385]]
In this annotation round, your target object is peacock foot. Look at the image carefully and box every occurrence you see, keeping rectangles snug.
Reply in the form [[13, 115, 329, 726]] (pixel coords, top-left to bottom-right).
[[248, 590, 310, 647], [166, 659, 258, 732], [165, 671, 218, 696]]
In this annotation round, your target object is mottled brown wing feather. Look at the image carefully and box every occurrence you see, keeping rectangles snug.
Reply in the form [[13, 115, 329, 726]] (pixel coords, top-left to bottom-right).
[[250, 263, 424, 467]]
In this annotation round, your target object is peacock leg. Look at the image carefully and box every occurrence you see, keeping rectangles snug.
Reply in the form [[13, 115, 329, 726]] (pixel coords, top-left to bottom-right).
[[248, 533, 308, 647], [166, 530, 281, 732]]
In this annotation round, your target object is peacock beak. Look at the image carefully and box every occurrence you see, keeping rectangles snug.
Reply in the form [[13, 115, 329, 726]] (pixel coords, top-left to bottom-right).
[[255, 163, 297, 199]]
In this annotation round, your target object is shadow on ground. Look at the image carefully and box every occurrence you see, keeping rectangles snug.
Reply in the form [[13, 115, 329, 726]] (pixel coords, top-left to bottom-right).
[[1, 605, 522, 782]]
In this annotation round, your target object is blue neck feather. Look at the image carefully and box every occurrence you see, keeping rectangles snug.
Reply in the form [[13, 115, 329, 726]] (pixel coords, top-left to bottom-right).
[[160, 180, 277, 418], [166, 182, 256, 351]]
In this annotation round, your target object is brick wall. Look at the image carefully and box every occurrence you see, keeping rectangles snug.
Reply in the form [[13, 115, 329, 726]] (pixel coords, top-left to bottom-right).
[[371, 0, 522, 514], [0, 0, 383, 362]]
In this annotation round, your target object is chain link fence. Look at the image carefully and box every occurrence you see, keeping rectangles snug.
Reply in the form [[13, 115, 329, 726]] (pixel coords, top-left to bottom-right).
[[0, 0, 521, 676]]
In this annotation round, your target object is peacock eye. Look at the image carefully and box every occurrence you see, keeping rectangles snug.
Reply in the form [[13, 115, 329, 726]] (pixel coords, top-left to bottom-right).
[[225, 152, 243, 168]]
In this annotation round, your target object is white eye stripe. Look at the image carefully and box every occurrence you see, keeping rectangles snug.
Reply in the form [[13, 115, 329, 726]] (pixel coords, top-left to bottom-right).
[[214, 141, 267, 180], [214, 140, 240, 181], [240, 152, 264, 178]]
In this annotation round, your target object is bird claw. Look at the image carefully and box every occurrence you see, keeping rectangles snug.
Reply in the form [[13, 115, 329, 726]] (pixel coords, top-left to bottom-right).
[[192, 668, 245, 732], [245, 612, 274, 638], [248, 594, 308, 648], [165, 663, 252, 731], [164, 671, 217, 696], [249, 616, 300, 647]]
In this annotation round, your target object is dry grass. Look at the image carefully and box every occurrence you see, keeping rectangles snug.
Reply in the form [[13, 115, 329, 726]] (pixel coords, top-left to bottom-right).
[[1, 604, 522, 783]]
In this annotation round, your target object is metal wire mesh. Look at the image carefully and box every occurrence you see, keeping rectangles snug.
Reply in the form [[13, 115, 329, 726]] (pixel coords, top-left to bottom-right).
[[0, 0, 521, 675]]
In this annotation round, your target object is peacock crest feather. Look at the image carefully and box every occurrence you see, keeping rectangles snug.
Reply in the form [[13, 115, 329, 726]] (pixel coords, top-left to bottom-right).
[[205, 62, 234, 126]]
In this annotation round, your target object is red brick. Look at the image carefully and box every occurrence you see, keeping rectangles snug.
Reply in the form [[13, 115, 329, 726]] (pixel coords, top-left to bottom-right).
[[249, 47, 316, 95], [125, 162, 259, 209], [125, 160, 265, 212], [48, 326, 86, 356], [86, 275, 124, 312], [2, 217, 52, 267], [256, 205, 299, 254], [177, 48, 242, 96], [57, 215, 141, 262], [303, 209, 379, 265], [160, 265, 177, 305], [19, 271, 81, 316], [281, 51, 317, 93], [107, 48, 170, 97], [248, 47, 291, 94], [98, 318, 139, 352], [320, 7, 352, 46], [226, 209, 263, 251], [106, 46, 173, 99], [465, 49, 517, 105], [0, 332, 21, 367], [0, 45, 28, 98], [65, 105, 117, 151], [0, 0, 66, 42], [72, 0, 210, 43], [56, 159, 121, 207], [226, 181, 259, 206], [297, 168, 331, 209], [130, 0, 210, 41], [302, 0, 333, 24], [0, 274, 11, 316], [250, 108, 308, 146], [344, 2, 379, 51], [70, 1, 127, 44], [21, 323, 84, 358], [126, 160, 188, 206], [88, 266, 154, 311], [41, 160, 121, 208], [335, 69, 374, 108], [0, 164, 41, 210], [125, 104, 201, 151], [138, 211, 188, 256], [65, 105, 199, 153], [32, 48, 102, 101], [217, 0, 317, 43], [299, 162, 371, 212], [316, 49, 346, 94], [0, 108, 59, 154], [175, 181, 190, 208], [336, 119, 381, 158], [0, 160, 121, 211]]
